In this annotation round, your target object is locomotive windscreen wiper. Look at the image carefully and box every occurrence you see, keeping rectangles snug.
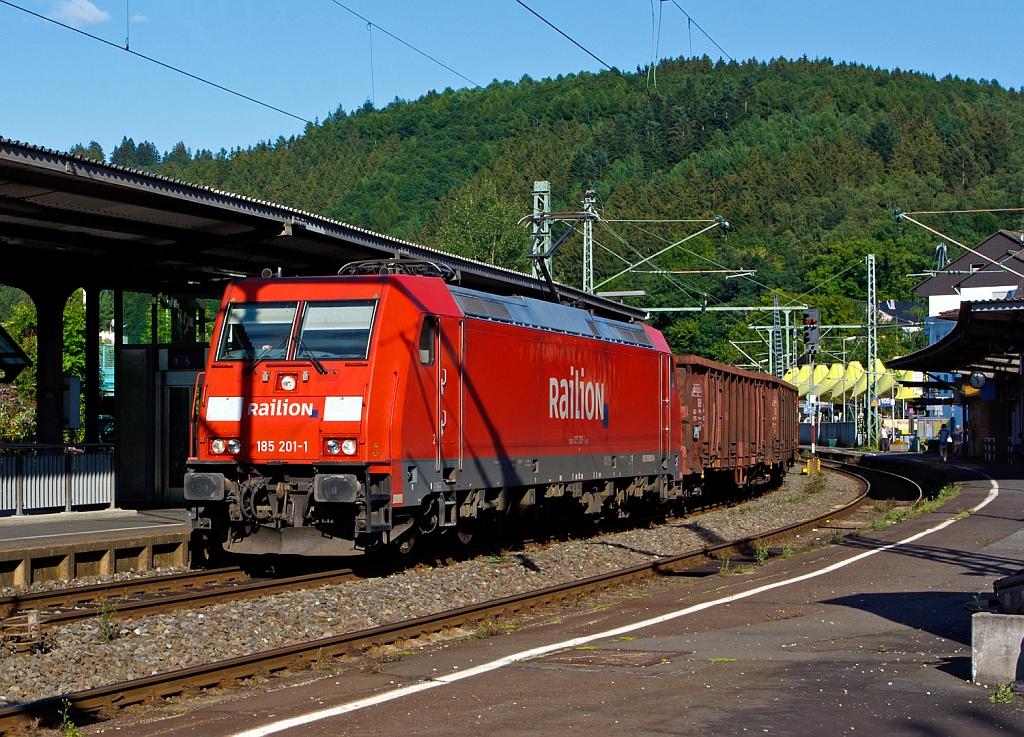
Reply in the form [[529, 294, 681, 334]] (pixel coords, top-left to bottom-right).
[[244, 335, 290, 373], [291, 335, 328, 375]]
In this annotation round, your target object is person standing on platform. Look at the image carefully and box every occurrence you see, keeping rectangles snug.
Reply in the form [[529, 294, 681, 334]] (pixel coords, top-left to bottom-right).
[[953, 425, 964, 459], [880, 424, 890, 452], [938, 423, 950, 462]]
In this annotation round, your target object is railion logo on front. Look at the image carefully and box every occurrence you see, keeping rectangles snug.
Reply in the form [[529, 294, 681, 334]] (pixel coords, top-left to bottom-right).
[[549, 367, 608, 426], [248, 400, 318, 418]]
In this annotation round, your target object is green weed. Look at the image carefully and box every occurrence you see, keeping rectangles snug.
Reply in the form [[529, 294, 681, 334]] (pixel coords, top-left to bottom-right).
[[781, 544, 797, 559], [754, 545, 769, 566], [95, 598, 117, 643], [911, 483, 963, 517], [717, 558, 732, 577], [608, 636, 637, 643], [708, 658, 737, 663], [831, 531, 845, 544], [476, 621, 499, 639], [59, 699, 82, 737], [989, 683, 1015, 704]]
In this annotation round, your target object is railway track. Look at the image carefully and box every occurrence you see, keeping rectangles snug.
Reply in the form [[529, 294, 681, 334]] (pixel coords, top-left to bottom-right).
[[821, 460, 923, 504], [0, 466, 873, 734], [0, 567, 249, 620], [0, 481, 781, 632]]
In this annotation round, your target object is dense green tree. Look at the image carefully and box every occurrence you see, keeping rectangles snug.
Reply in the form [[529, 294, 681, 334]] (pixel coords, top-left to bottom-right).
[[69, 141, 105, 161], [111, 137, 161, 170], [101, 56, 1024, 362]]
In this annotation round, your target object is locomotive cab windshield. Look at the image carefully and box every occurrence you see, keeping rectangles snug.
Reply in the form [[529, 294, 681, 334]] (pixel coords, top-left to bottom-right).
[[294, 301, 376, 360], [218, 302, 297, 361]]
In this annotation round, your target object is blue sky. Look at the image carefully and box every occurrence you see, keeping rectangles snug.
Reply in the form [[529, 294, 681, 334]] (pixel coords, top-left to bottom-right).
[[1, 0, 1020, 157]]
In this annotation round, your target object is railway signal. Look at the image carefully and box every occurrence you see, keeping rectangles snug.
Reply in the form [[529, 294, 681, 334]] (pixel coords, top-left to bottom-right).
[[802, 308, 820, 356]]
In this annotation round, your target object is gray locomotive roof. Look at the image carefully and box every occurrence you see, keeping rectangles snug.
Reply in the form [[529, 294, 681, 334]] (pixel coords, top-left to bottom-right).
[[449, 285, 654, 349]]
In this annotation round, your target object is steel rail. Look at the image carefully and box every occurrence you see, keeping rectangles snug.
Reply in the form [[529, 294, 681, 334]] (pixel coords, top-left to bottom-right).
[[0, 567, 248, 619], [0, 567, 373, 630], [821, 460, 923, 505], [0, 469, 871, 734]]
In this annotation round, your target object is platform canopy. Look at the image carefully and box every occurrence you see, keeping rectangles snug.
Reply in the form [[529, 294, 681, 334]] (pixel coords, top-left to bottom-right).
[[886, 299, 1024, 375], [0, 137, 642, 321]]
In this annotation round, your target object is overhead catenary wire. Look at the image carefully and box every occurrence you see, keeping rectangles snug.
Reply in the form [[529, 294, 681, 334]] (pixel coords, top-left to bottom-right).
[[648, 0, 664, 92], [367, 22, 375, 106], [902, 207, 1024, 216], [669, 1, 733, 61], [0, 0, 313, 124], [896, 211, 1024, 280], [328, 1, 481, 89], [514, 0, 667, 109], [591, 191, 724, 305], [603, 218, 717, 223], [598, 220, 723, 306]]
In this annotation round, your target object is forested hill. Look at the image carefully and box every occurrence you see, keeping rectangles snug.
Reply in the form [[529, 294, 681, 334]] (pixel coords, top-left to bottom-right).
[[75, 56, 1024, 362]]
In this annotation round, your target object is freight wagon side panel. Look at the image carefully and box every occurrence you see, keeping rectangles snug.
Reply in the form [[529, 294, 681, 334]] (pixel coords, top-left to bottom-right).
[[675, 355, 798, 478]]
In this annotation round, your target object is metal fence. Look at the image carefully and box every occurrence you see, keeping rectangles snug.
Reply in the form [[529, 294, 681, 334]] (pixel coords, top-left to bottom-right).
[[800, 422, 857, 448], [0, 444, 115, 515]]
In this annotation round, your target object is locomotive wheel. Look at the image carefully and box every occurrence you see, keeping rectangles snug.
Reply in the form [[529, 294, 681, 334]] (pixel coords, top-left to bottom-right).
[[455, 520, 476, 549], [394, 527, 417, 557]]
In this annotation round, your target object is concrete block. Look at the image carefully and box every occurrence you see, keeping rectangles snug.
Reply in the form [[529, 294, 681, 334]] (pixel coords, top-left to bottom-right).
[[57, 554, 72, 581], [100, 548, 114, 576], [13, 558, 28, 587], [972, 612, 1024, 685]]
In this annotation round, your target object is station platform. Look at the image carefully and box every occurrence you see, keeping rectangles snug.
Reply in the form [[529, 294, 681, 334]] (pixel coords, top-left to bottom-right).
[[104, 459, 1024, 736], [0, 508, 192, 588]]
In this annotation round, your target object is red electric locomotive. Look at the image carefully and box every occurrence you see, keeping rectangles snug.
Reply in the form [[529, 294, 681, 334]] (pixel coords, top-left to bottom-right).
[[185, 263, 797, 556]]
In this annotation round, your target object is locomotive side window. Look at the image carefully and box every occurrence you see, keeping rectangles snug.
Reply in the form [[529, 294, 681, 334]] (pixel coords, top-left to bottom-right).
[[419, 318, 435, 365], [217, 302, 297, 361], [296, 301, 377, 360]]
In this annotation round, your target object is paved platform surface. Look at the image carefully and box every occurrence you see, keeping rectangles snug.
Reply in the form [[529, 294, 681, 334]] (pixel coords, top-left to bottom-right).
[[98, 462, 1024, 735], [0, 508, 191, 553]]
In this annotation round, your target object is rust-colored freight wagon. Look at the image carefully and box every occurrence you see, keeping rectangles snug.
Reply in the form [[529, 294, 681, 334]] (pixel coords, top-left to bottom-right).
[[675, 355, 799, 484]]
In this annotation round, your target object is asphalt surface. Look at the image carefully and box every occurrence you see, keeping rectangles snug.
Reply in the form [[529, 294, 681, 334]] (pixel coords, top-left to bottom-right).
[[94, 462, 1024, 736], [0, 509, 191, 552]]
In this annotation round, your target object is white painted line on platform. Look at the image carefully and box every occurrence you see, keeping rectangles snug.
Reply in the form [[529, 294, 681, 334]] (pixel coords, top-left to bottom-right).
[[0, 524, 186, 543], [231, 476, 1000, 737]]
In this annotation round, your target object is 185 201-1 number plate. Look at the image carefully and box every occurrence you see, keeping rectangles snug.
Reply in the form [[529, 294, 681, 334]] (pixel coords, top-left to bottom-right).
[[255, 440, 309, 453]]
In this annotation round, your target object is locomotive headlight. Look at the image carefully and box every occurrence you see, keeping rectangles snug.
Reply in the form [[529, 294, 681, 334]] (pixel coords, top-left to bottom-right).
[[325, 439, 341, 455], [227, 439, 241, 454], [341, 439, 357, 456], [211, 439, 227, 454], [279, 374, 297, 391]]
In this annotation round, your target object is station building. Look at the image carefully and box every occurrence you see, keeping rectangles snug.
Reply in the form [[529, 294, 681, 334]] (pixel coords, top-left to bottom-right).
[[911, 231, 1024, 430], [887, 297, 1024, 462]]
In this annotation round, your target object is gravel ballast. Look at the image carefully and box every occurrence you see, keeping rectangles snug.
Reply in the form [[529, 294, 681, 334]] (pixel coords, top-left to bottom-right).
[[0, 469, 859, 705]]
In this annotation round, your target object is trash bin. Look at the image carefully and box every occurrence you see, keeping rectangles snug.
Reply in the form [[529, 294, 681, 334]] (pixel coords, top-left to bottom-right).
[[827, 439, 837, 447]]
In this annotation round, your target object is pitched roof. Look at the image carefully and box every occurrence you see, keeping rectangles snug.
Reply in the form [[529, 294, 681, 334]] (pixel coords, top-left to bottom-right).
[[914, 231, 1024, 297]]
